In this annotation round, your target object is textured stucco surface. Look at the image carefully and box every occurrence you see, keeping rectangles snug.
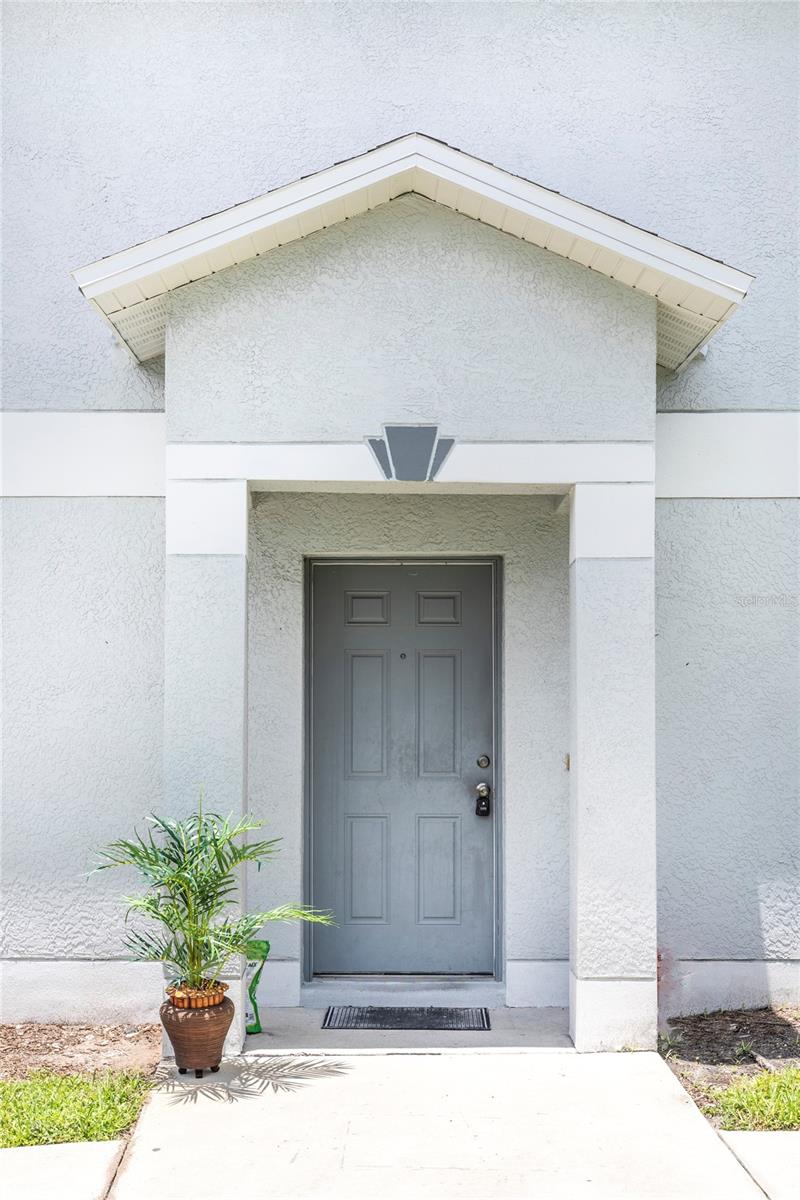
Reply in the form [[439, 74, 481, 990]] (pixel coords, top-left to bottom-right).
[[3, 2, 796, 414], [247, 492, 570, 965], [570, 558, 656, 980], [656, 499, 800, 962], [2, 2, 798, 1016], [1, 499, 165, 959], [167, 196, 655, 443], [164, 555, 247, 814]]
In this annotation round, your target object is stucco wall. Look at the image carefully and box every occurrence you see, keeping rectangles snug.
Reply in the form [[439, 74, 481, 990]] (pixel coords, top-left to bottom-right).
[[656, 499, 800, 963], [166, 196, 655, 443], [247, 492, 570, 968], [1, 3, 797, 1018], [3, 2, 796, 414], [0, 499, 165, 960]]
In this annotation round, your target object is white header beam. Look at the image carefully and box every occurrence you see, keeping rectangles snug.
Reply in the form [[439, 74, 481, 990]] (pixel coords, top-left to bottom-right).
[[437, 442, 654, 485], [166, 442, 382, 484], [166, 480, 249, 555], [569, 484, 655, 561], [3, 413, 796, 499]]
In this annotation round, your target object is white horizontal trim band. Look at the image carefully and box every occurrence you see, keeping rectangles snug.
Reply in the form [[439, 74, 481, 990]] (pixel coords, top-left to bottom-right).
[[655, 412, 799, 498], [168, 440, 655, 486], [1, 412, 166, 496], [505, 960, 569, 1008], [438, 441, 654, 484], [167, 441, 382, 483], [659, 958, 800, 1018], [2, 413, 796, 498]]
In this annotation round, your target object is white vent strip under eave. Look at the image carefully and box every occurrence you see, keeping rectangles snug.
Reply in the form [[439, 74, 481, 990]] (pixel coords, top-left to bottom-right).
[[71, 133, 753, 369]]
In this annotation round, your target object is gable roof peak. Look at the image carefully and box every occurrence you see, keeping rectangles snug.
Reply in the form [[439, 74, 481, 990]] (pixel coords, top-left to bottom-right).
[[72, 132, 753, 370]]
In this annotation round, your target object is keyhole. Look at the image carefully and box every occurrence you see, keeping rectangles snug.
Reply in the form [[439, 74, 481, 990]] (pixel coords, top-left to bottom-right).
[[400, 652, 407, 660]]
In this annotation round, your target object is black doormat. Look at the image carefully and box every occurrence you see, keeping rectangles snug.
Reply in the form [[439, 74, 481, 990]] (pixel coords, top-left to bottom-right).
[[322, 1005, 491, 1031]]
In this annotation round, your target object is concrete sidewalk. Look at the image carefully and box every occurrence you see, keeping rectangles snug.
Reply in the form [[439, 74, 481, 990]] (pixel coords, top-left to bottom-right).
[[111, 1045, 764, 1199], [1, 1139, 123, 1200], [723, 1132, 800, 1200]]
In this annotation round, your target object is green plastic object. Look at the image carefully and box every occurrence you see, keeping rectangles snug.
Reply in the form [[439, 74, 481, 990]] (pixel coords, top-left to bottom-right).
[[244, 939, 270, 1034]]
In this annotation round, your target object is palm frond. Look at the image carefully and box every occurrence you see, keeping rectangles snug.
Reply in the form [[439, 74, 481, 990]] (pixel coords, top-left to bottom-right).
[[94, 807, 332, 988], [255, 904, 334, 926]]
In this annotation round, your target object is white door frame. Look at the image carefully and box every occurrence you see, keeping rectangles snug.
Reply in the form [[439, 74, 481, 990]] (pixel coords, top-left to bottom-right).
[[303, 555, 504, 984]]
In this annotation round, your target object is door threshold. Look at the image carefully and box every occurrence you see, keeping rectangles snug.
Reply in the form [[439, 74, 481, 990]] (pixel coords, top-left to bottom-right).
[[302, 976, 506, 1009]]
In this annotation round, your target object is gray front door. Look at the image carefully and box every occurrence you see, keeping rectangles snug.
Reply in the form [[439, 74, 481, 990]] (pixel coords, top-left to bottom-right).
[[310, 561, 496, 974]]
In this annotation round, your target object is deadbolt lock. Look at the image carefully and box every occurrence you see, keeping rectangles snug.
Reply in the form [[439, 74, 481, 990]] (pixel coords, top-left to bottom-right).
[[476, 755, 491, 769], [475, 782, 491, 817]]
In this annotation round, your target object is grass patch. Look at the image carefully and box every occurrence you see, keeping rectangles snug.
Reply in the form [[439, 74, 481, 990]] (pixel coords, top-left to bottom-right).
[[703, 1067, 800, 1131], [0, 1071, 152, 1148]]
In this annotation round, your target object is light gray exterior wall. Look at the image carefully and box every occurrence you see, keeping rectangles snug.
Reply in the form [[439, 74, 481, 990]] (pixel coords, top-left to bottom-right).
[[1, 3, 797, 1018], [247, 492, 570, 968], [3, 3, 796, 414], [569, 558, 656, 979], [1, 499, 165, 959], [164, 556, 248, 814], [656, 499, 800, 963], [166, 197, 655, 443]]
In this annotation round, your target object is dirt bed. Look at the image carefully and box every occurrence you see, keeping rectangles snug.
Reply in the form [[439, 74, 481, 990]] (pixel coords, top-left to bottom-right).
[[661, 1006, 800, 1121], [0, 1023, 161, 1080]]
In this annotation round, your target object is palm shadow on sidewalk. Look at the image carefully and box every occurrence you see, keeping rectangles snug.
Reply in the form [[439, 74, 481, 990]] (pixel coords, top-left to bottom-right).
[[155, 1055, 350, 1104]]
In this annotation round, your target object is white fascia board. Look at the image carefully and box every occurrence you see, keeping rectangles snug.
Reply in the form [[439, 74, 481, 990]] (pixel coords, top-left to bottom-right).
[[72, 138, 421, 299], [413, 144, 752, 302], [72, 134, 752, 309]]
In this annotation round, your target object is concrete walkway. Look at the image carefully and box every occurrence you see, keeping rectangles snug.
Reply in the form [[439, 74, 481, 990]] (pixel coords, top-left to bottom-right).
[[722, 1132, 800, 1200], [0, 1139, 123, 1200], [110, 1019, 766, 1200], [247, 1003, 572, 1053]]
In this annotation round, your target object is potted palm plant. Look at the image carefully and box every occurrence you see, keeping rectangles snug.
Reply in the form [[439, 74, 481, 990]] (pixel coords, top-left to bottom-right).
[[95, 806, 331, 1076]]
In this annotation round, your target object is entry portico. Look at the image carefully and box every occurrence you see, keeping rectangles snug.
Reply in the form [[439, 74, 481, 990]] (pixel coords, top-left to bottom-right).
[[73, 135, 752, 1051], [164, 465, 656, 1051]]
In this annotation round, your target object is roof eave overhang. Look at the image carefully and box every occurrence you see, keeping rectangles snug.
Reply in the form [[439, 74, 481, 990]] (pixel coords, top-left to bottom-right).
[[71, 133, 754, 371]]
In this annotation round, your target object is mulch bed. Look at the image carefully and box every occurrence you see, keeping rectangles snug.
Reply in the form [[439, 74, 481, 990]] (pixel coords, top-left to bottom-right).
[[661, 1006, 800, 1122], [0, 1024, 162, 1080]]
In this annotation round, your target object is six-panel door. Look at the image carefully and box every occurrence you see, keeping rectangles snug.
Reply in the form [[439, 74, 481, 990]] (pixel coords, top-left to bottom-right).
[[311, 562, 495, 974]]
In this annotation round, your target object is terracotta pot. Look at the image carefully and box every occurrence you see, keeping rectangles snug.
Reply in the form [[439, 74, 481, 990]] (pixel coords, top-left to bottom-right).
[[160, 996, 234, 1076]]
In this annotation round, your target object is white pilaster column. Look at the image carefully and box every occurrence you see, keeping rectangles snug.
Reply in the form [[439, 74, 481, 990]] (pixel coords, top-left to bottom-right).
[[569, 483, 657, 1051], [164, 479, 250, 1052]]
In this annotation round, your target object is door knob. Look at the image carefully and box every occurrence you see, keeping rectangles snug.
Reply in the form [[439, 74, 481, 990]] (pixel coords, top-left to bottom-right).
[[475, 782, 491, 817]]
